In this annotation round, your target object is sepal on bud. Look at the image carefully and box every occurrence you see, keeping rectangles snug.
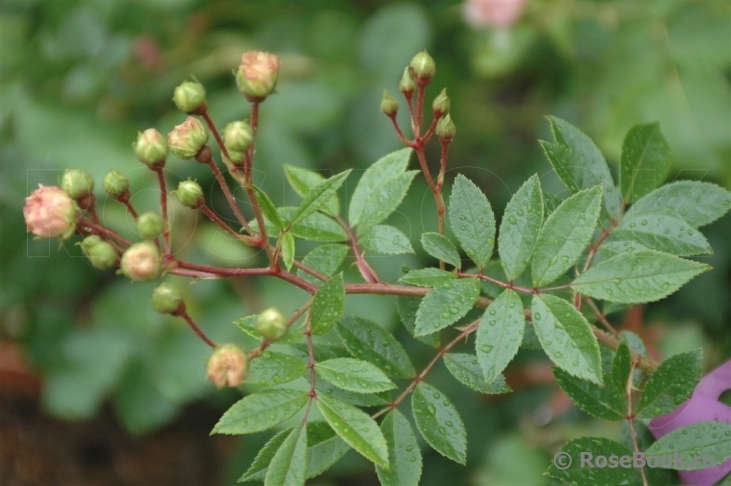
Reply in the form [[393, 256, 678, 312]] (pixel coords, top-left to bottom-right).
[[255, 307, 287, 341], [23, 185, 77, 239], [380, 90, 399, 117], [175, 179, 204, 209], [137, 211, 164, 238], [168, 117, 209, 160], [399, 67, 416, 95], [235, 51, 281, 99], [224, 120, 254, 152], [409, 50, 436, 82], [103, 170, 130, 200], [172, 80, 206, 114], [436, 113, 456, 140], [150, 282, 184, 314], [432, 88, 451, 116], [78, 235, 117, 270], [119, 241, 161, 282], [134, 128, 168, 166], [61, 169, 94, 200], [207, 344, 248, 388]]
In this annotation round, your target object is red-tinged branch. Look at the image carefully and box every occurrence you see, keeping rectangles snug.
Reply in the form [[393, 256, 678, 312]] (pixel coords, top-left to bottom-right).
[[151, 167, 171, 256], [626, 358, 649, 486], [592, 325, 657, 373], [389, 115, 411, 145], [421, 115, 439, 145], [199, 203, 259, 246], [292, 260, 327, 282], [414, 85, 425, 136], [76, 218, 131, 248], [583, 297, 619, 337], [302, 313, 317, 424], [372, 318, 481, 420], [200, 108, 233, 167], [334, 215, 380, 284], [177, 308, 217, 348], [123, 199, 138, 219], [204, 158, 254, 236], [461, 272, 535, 295]]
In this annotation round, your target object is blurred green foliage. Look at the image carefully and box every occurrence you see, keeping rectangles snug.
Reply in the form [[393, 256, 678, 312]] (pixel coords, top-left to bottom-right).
[[1, 0, 729, 484]]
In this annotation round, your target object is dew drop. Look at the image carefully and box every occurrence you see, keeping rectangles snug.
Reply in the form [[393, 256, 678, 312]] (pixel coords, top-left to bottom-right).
[[508, 216, 517, 224]]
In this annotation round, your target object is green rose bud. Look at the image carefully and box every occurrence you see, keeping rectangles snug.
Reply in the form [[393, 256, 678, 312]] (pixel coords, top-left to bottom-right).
[[228, 149, 245, 166], [409, 50, 436, 82], [436, 113, 456, 140], [207, 344, 248, 388], [102, 169, 130, 199], [398, 67, 416, 95], [380, 89, 399, 117], [61, 169, 94, 200], [134, 128, 168, 166], [78, 235, 118, 270], [176, 179, 204, 209], [137, 211, 164, 238], [432, 88, 450, 116], [150, 282, 184, 314], [255, 307, 287, 341], [224, 120, 254, 152], [172, 80, 206, 114], [235, 51, 281, 99], [167, 117, 208, 160], [119, 241, 161, 282]]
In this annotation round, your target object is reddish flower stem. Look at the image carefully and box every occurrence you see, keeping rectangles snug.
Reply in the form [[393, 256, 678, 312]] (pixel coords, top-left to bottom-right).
[[205, 158, 254, 236], [151, 167, 171, 256], [334, 215, 379, 283], [178, 308, 217, 348]]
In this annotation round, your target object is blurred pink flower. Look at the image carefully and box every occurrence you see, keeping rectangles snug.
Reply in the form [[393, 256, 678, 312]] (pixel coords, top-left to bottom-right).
[[23, 185, 76, 239], [463, 0, 526, 28]]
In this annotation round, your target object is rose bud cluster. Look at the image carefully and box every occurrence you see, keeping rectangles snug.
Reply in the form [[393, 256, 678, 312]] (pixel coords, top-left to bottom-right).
[[235, 51, 281, 100], [256, 307, 287, 341], [78, 235, 118, 270], [167, 117, 209, 160], [207, 344, 248, 388], [23, 185, 77, 239], [119, 241, 161, 282]]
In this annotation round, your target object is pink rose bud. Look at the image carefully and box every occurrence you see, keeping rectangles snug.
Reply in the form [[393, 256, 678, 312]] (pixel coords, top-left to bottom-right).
[[167, 116, 209, 160], [23, 185, 77, 239], [235, 51, 281, 99], [119, 241, 161, 282], [207, 344, 248, 388], [463, 0, 525, 28]]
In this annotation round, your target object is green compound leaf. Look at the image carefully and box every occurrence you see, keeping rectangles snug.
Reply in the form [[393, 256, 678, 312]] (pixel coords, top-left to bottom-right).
[[284, 164, 340, 215], [448, 174, 496, 270], [411, 382, 467, 464], [281, 232, 295, 271], [636, 349, 703, 418], [414, 278, 481, 336], [296, 244, 348, 285], [572, 250, 710, 304], [546, 437, 634, 486], [354, 170, 418, 230], [646, 421, 731, 470], [337, 315, 415, 379], [290, 170, 350, 226], [240, 429, 291, 482], [253, 185, 285, 230], [376, 410, 422, 486], [212, 389, 308, 435], [316, 394, 389, 469], [305, 422, 350, 479], [349, 147, 412, 227], [359, 224, 414, 255], [310, 273, 345, 335], [611, 341, 632, 396], [264, 425, 308, 486], [315, 358, 395, 394], [498, 174, 544, 280], [620, 122, 671, 203], [531, 186, 602, 287], [543, 116, 620, 217], [476, 289, 525, 385], [531, 294, 602, 385], [254, 207, 348, 242], [625, 180, 731, 228], [247, 351, 307, 387], [420, 232, 462, 269], [400, 268, 456, 287], [443, 353, 511, 395], [397, 296, 440, 348], [613, 213, 712, 256], [552, 367, 625, 420]]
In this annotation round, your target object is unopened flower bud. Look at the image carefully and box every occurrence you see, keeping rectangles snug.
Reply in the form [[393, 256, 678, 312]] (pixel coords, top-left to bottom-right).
[[78, 235, 117, 270], [224, 120, 253, 152], [23, 185, 77, 239], [235, 51, 281, 99], [119, 241, 161, 282], [134, 128, 168, 166], [168, 117, 208, 160], [176, 179, 204, 209], [432, 88, 450, 116], [150, 282, 184, 314], [228, 149, 245, 166], [172, 80, 206, 114], [103, 169, 130, 199], [399, 67, 416, 95], [380, 90, 399, 117], [137, 211, 164, 238], [436, 113, 456, 140], [409, 50, 436, 82], [256, 307, 287, 341], [207, 344, 248, 388], [61, 169, 94, 200]]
